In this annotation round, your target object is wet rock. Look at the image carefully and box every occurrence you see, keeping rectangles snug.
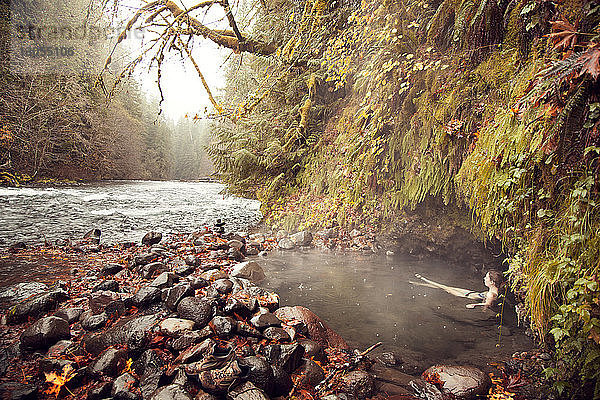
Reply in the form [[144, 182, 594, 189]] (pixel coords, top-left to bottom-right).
[[291, 231, 313, 246], [39, 357, 73, 375], [297, 339, 325, 361], [82, 314, 158, 355], [230, 261, 266, 282], [46, 340, 78, 358], [84, 228, 102, 244], [190, 277, 209, 290], [54, 307, 84, 323], [88, 290, 124, 314], [339, 371, 374, 399], [151, 272, 178, 289], [0, 344, 20, 376], [211, 316, 236, 336], [90, 347, 128, 376], [133, 349, 166, 398], [150, 384, 193, 400], [228, 240, 244, 251], [369, 363, 414, 389], [20, 316, 70, 350], [184, 254, 201, 267], [133, 286, 161, 307], [295, 358, 325, 387], [159, 318, 195, 337], [212, 279, 233, 294], [80, 311, 108, 331], [92, 279, 119, 292], [0, 282, 47, 303], [176, 296, 213, 327], [0, 382, 38, 400], [101, 263, 124, 276], [422, 365, 491, 399], [275, 306, 348, 349], [87, 382, 112, 400], [224, 297, 256, 317], [112, 372, 141, 400], [262, 343, 303, 372], [105, 298, 133, 318], [228, 248, 245, 261], [236, 321, 262, 338], [6, 288, 69, 324], [376, 352, 400, 367], [249, 233, 265, 243], [263, 327, 290, 342], [238, 356, 273, 391], [134, 253, 157, 266], [250, 312, 281, 330], [166, 284, 194, 311], [247, 241, 263, 251], [200, 269, 228, 281], [228, 382, 269, 400], [173, 262, 195, 276], [170, 331, 209, 351], [142, 231, 163, 246], [349, 229, 362, 238], [173, 339, 214, 364], [142, 262, 167, 279], [246, 247, 259, 256], [409, 378, 444, 400], [317, 227, 338, 239], [277, 238, 295, 250], [196, 390, 220, 400], [270, 365, 293, 397]]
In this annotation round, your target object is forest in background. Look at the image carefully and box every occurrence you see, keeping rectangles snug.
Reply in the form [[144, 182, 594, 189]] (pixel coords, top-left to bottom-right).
[[0, 0, 213, 183]]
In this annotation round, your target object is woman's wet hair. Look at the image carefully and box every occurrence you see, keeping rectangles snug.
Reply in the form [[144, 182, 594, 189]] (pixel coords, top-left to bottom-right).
[[486, 270, 504, 288]]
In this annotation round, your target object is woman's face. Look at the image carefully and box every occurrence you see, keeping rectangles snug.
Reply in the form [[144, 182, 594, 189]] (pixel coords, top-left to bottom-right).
[[484, 272, 492, 287]]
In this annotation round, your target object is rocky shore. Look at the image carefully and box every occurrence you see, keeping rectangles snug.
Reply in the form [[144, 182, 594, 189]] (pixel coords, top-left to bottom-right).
[[0, 229, 547, 400]]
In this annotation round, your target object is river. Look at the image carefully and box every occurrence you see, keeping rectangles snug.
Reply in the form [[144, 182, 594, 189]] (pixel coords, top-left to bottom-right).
[[0, 180, 262, 246], [0, 180, 532, 369]]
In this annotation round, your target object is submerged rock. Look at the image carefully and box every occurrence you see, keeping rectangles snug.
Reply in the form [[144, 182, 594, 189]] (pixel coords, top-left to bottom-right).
[[339, 370, 374, 399], [422, 365, 491, 399]]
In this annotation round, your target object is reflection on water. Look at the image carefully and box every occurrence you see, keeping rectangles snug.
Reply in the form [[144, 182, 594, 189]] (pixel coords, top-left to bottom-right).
[[261, 249, 532, 369], [0, 181, 261, 246]]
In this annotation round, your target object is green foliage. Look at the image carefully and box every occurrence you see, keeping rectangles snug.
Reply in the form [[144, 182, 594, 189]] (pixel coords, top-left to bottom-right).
[[210, 0, 600, 395]]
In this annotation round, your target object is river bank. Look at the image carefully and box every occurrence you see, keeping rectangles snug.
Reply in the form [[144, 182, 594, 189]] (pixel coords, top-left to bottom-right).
[[0, 227, 553, 400]]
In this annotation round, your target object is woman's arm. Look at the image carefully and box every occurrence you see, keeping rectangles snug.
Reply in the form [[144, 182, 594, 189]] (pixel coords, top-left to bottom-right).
[[466, 291, 497, 309]]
